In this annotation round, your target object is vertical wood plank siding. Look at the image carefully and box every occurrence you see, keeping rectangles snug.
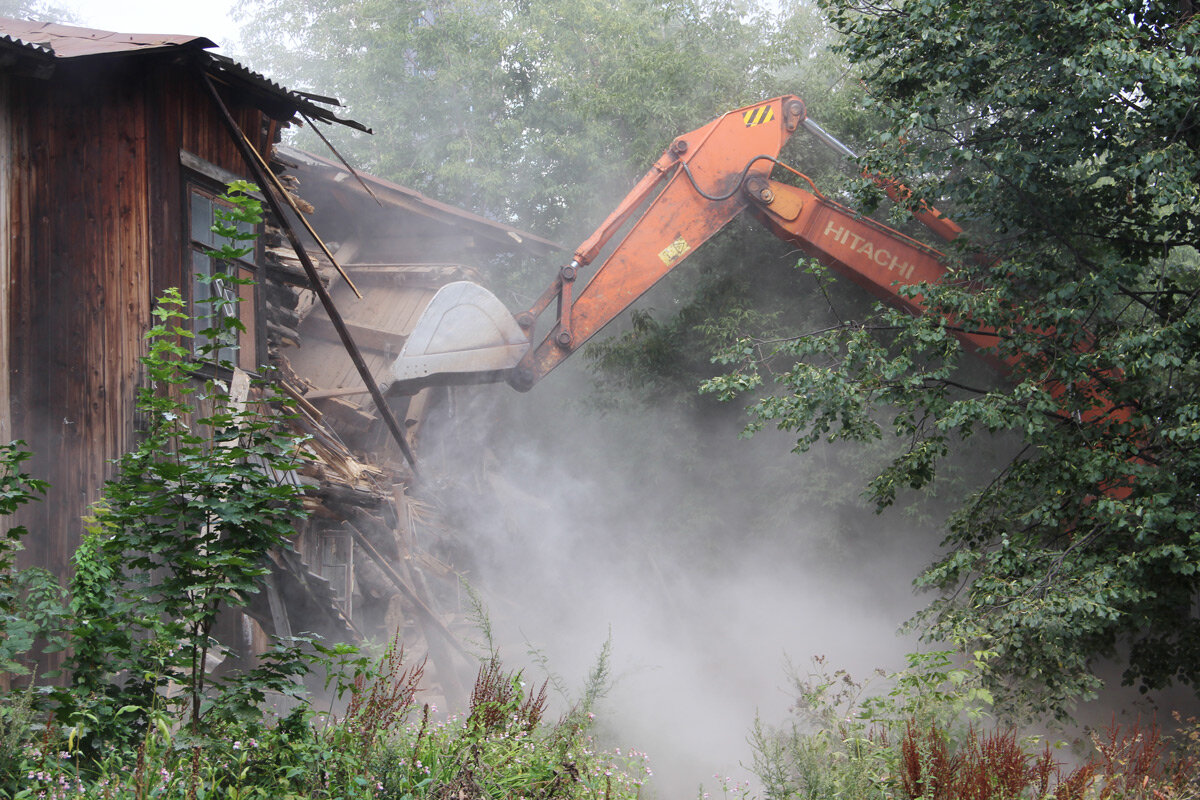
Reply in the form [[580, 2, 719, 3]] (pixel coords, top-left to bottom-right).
[[6, 55, 269, 573], [0, 77, 11, 448]]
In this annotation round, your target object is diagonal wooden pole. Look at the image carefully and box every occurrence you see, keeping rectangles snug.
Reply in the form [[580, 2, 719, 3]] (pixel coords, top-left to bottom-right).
[[231, 121, 362, 299], [300, 112, 384, 208], [202, 72, 417, 470]]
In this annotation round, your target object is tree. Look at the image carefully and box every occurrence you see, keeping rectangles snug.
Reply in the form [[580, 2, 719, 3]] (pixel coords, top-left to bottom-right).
[[706, 0, 1200, 715], [235, 0, 862, 243]]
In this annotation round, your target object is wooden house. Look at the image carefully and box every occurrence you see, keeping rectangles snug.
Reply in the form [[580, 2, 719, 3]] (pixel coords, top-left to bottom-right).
[[0, 16, 364, 569], [0, 17, 557, 696]]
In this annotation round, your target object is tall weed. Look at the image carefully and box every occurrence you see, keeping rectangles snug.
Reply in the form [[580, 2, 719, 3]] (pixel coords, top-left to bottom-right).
[[752, 652, 1200, 800]]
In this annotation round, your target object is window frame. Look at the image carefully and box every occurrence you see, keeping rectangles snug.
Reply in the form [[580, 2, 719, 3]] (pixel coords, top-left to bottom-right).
[[181, 159, 264, 372]]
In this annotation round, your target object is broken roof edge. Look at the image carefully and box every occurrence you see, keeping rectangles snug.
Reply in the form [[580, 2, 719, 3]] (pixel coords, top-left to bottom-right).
[[203, 52, 370, 133], [0, 16, 369, 133], [277, 144, 563, 257]]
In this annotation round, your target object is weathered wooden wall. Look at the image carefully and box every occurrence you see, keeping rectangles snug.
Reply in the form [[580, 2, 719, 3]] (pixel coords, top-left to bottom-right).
[[0, 77, 12, 450], [2, 54, 272, 574]]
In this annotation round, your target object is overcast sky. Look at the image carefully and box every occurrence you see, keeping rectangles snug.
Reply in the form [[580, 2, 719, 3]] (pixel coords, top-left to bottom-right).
[[56, 0, 242, 51]]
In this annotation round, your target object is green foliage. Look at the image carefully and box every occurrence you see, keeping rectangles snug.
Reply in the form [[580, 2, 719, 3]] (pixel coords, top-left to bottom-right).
[[701, 0, 1200, 714], [237, 0, 863, 244], [0, 443, 46, 539], [0, 568, 66, 682], [0, 444, 65, 798], [0, 684, 41, 799], [0, 443, 61, 680], [56, 184, 313, 750], [752, 652, 1200, 800], [3, 643, 648, 800], [375, 661, 646, 800], [752, 651, 1002, 800]]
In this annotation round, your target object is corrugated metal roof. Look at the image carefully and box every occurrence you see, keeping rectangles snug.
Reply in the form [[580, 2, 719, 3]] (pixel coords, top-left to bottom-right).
[[0, 16, 367, 132], [0, 32, 53, 56], [0, 32, 55, 78], [278, 146, 561, 255], [0, 17, 214, 57], [204, 52, 369, 132]]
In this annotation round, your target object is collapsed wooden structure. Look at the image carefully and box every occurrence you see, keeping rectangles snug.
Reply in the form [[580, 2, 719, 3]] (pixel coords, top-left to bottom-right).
[[0, 17, 556, 699]]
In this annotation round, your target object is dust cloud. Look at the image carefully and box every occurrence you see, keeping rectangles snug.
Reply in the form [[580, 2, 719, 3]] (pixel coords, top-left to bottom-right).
[[419, 353, 943, 798]]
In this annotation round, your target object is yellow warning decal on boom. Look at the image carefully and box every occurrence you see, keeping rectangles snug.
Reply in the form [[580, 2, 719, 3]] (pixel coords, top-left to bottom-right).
[[658, 236, 690, 266], [743, 104, 774, 127]]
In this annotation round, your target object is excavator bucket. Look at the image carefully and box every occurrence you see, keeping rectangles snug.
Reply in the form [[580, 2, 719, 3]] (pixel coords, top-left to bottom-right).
[[391, 281, 529, 390]]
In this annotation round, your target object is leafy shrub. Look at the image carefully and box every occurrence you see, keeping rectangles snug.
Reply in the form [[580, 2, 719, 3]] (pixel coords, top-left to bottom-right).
[[4, 645, 648, 800], [52, 183, 313, 756], [0, 442, 57, 681], [752, 652, 1200, 800], [370, 656, 648, 800], [0, 441, 67, 797]]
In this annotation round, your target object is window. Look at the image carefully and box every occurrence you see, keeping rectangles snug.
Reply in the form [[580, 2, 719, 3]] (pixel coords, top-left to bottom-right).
[[187, 185, 258, 368]]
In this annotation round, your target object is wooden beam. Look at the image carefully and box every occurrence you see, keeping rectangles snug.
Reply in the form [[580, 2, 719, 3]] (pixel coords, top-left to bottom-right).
[[344, 520, 468, 705], [305, 317, 406, 353]]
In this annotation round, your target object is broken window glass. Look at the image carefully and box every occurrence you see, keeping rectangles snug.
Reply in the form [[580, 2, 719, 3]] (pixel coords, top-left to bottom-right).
[[188, 185, 256, 367]]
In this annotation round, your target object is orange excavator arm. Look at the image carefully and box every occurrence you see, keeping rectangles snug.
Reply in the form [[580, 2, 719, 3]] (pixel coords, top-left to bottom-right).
[[391, 94, 1123, 439], [391, 94, 978, 393], [390, 93, 1133, 503], [746, 173, 994, 352], [748, 175, 1127, 429]]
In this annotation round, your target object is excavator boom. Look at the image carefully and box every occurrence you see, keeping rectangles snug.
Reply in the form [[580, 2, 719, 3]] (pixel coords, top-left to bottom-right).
[[393, 96, 1005, 397], [391, 92, 1131, 501]]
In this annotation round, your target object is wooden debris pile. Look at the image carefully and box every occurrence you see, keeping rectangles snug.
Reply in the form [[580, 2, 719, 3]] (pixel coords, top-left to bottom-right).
[[240, 150, 553, 706]]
